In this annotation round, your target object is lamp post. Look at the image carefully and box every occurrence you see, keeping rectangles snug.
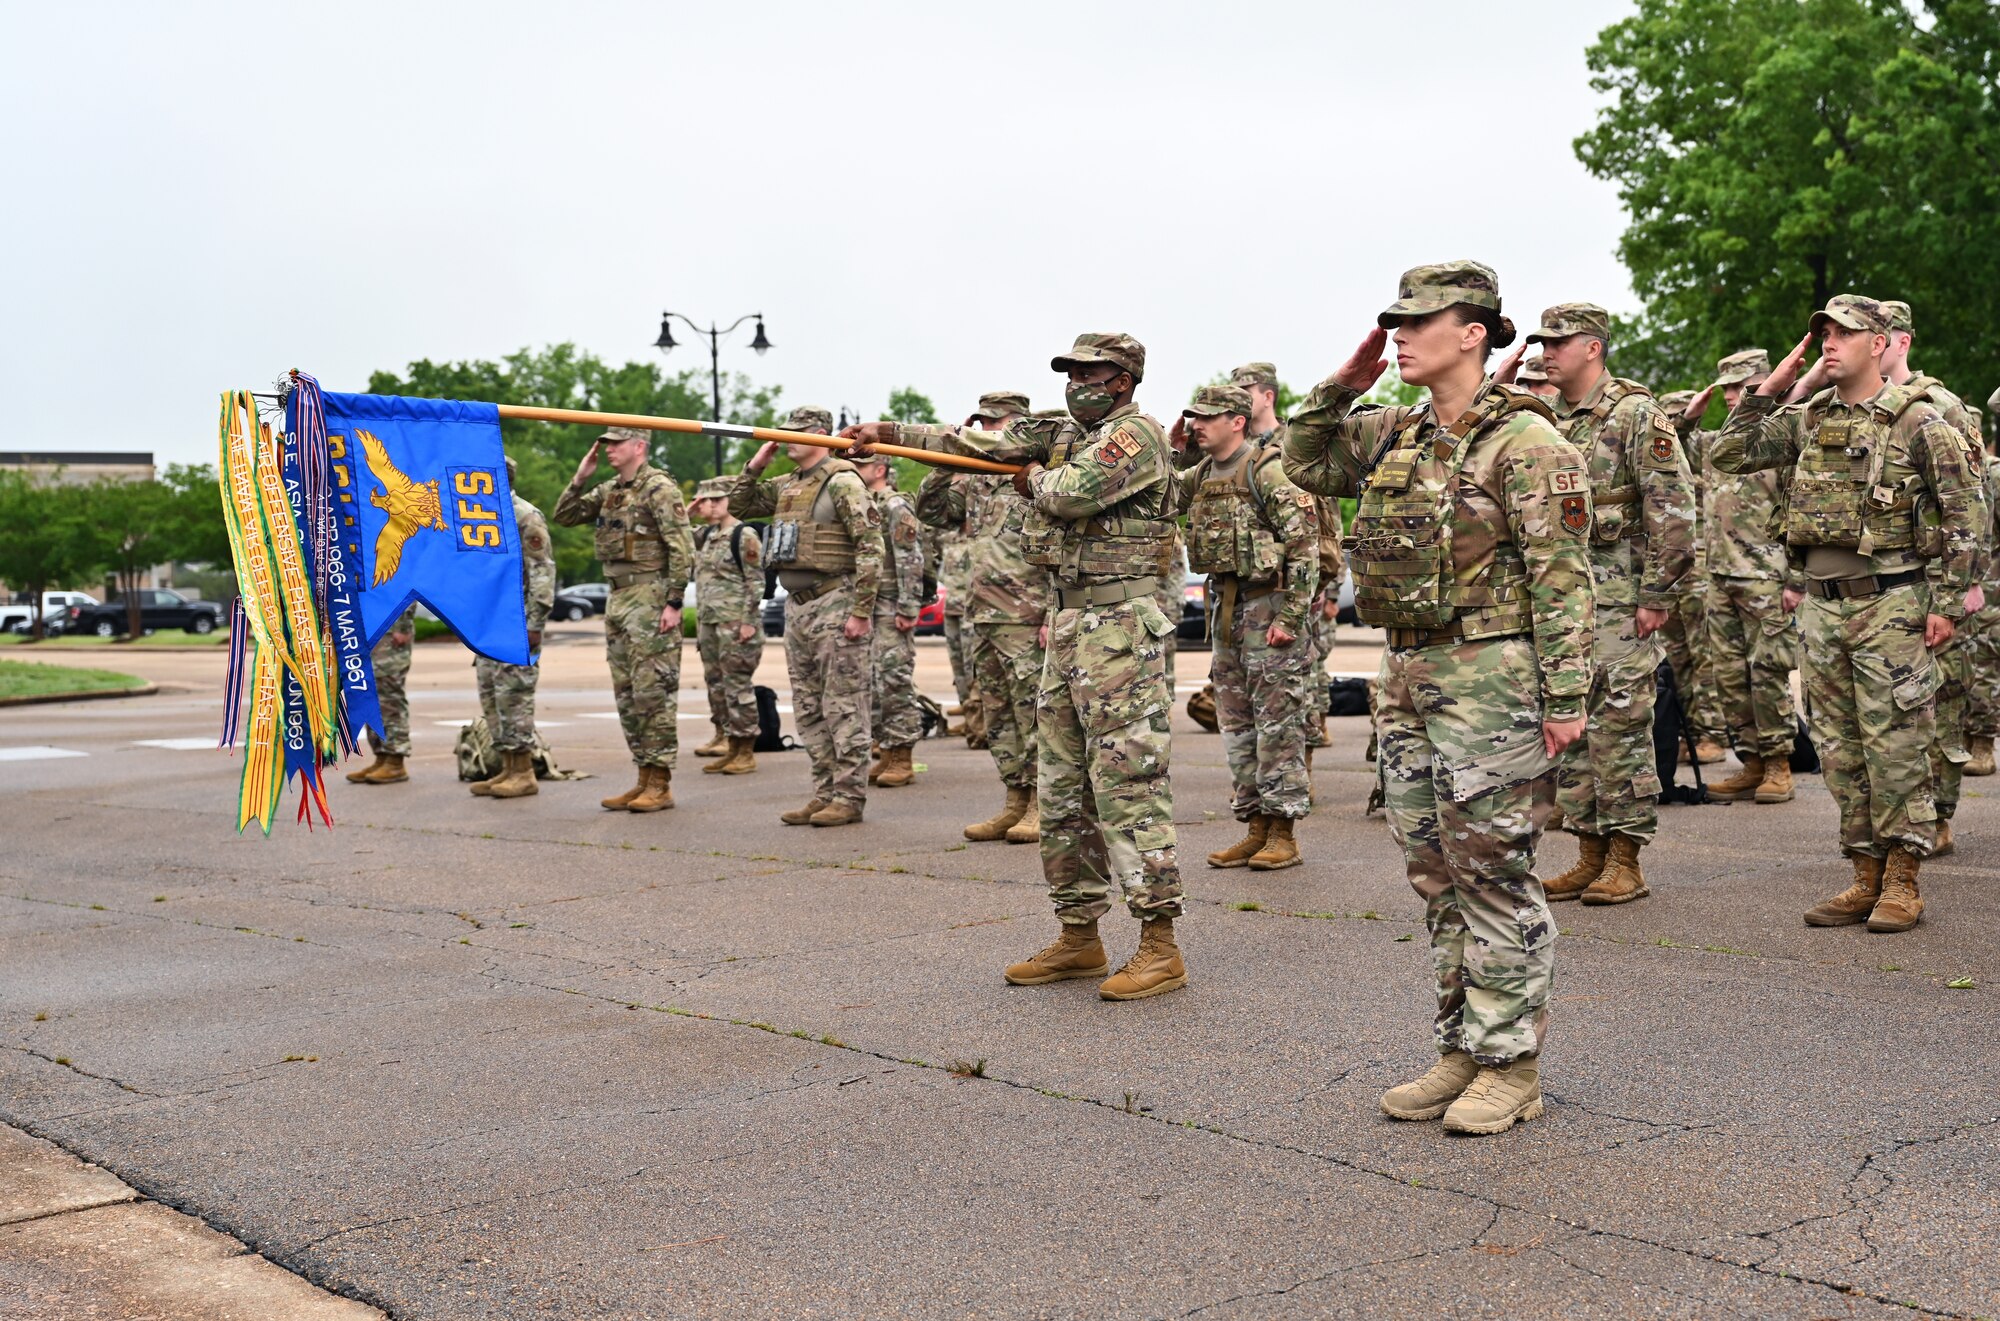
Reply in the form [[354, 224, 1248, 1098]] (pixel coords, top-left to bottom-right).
[[653, 310, 772, 476]]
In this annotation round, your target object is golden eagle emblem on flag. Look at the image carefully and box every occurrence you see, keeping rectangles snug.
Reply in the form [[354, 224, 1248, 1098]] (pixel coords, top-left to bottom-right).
[[358, 429, 448, 586]]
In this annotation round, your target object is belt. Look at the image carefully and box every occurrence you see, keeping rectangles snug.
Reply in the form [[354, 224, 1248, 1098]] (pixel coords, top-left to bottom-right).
[[1053, 577, 1154, 611], [1808, 569, 1922, 601], [786, 575, 845, 607], [1211, 575, 1278, 638], [607, 569, 663, 590], [1384, 620, 1526, 650]]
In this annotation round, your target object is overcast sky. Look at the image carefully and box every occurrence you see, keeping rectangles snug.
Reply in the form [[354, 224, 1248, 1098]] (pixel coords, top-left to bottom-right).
[[1, 0, 1639, 468]]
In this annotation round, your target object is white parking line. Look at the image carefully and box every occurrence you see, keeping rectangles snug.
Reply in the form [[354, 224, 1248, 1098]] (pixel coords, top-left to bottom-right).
[[0, 746, 88, 761]]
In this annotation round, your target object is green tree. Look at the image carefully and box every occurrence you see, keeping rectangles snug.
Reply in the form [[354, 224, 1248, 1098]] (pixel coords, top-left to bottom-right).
[[880, 387, 939, 424], [72, 479, 176, 640], [369, 344, 783, 583], [1577, 0, 2000, 394], [0, 473, 93, 640]]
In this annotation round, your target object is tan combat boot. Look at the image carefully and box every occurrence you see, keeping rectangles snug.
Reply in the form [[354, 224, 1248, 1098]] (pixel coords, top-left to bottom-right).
[[626, 766, 675, 813], [692, 730, 728, 758], [1206, 815, 1269, 869], [1708, 753, 1765, 802], [1005, 790, 1041, 844], [1543, 833, 1608, 902], [1379, 1050, 1479, 1121], [360, 754, 407, 785], [1867, 846, 1924, 933], [1581, 834, 1650, 905], [965, 787, 1030, 842], [468, 758, 505, 797], [486, 747, 540, 799], [1442, 1057, 1544, 1135], [1693, 737, 1728, 765], [1003, 920, 1109, 985], [601, 766, 648, 811], [1098, 919, 1188, 1001], [1248, 817, 1302, 871], [702, 737, 737, 774], [716, 736, 758, 775], [1933, 820, 1954, 858], [1803, 854, 1883, 927], [1966, 734, 1996, 777], [1754, 759, 1794, 804], [875, 745, 915, 788], [1186, 684, 1219, 733], [346, 753, 388, 784], [781, 797, 829, 826], [809, 799, 863, 827]]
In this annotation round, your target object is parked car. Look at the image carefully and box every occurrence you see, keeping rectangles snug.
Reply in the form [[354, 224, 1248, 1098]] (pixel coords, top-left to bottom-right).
[[566, 582, 610, 615], [914, 589, 946, 637], [549, 589, 595, 622], [1178, 571, 1208, 642], [69, 589, 226, 638], [762, 585, 788, 637]]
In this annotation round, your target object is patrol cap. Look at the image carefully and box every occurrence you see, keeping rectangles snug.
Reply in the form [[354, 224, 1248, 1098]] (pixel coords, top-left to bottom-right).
[[1881, 300, 1914, 334], [1658, 389, 1697, 413], [781, 405, 834, 434], [1526, 302, 1611, 345], [504, 454, 518, 480], [1808, 294, 1892, 337], [1183, 384, 1254, 418], [1229, 362, 1279, 391], [1376, 261, 1515, 348], [692, 477, 731, 500], [1715, 348, 1771, 386], [971, 390, 1031, 420], [1030, 408, 1069, 420], [1989, 385, 2000, 414], [1516, 355, 1549, 383], [598, 425, 649, 444], [1051, 332, 1146, 382]]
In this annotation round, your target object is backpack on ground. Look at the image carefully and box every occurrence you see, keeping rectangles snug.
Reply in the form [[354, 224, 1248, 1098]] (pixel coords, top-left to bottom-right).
[[916, 692, 949, 739], [454, 719, 584, 781], [753, 684, 793, 752], [1326, 676, 1371, 718], [1653, 661, 1708, 805]]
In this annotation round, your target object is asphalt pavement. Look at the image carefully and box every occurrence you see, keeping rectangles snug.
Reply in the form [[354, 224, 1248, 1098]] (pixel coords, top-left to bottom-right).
[[0, 619, 1994, 1319]]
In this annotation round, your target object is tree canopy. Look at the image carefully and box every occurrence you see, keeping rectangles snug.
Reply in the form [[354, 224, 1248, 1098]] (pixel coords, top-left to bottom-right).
[[1577, 0, 2000, 397]]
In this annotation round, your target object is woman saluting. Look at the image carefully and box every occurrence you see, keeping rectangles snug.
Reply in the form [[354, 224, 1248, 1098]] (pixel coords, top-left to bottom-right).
[[1284, 261, 1595, 1135]]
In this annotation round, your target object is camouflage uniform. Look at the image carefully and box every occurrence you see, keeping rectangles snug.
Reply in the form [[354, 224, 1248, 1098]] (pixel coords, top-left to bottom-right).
[[1155, 529, 1185, 679], [1533, 304, 1697, 849], [691, 479, 765, 742], [937, 519, 976, 709], [871, 484, 927, 750], [1174, 384, 1320, 823], [1963, 448, 2000, 751], [891, 336, 1184, 928], [554, 431, 695, 770], [1713, 297, 1979, 869], [473, 494, 557, 750], [1285, 263, 1595, 1068], [1655, 387, 1728, 751], [368, 605, 418, 755], [728, 407, 883, 811]]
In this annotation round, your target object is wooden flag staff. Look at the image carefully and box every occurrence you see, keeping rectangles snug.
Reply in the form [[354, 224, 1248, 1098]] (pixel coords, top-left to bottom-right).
[[494, 405, 1021, 476]]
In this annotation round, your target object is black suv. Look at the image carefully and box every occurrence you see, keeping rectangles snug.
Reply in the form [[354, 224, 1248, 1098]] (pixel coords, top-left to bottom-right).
[[70, 589, 227, 637]]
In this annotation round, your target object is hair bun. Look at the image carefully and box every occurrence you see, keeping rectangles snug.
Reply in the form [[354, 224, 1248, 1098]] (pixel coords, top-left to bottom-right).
[[1492, 315, 1517, 350]]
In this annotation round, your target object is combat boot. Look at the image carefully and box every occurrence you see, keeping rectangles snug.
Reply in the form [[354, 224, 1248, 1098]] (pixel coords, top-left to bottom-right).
[[1693, 737, 1727, 765], [1186, 684, 1219, 732], [1932, 820, 1954, 858], [601, 767, 648, 811], [468, 759, 505, 796], [1581, 834, 1649, 905], [1098, 919, 1187, 1000], [1754, 759, 1794, 804], [1247, 816, 1302, 871], [965, 787, 1030, 842], [867, 748, 888, 785], [485, 747, 538, 799], [781, 797, 829, 826], [1867, 846, 1925, 933], [347, 753, 388, 784], [1543, 833, 1607, 902], [1005, 790, 1040, 844], [692, 730, 728, 758], [1206, 815, 1269, 869], [1966, 734, 1996, 777], [1379, 1050, 1479, 1121], [875, 745, 915, 788], [716, 736, 758, 776], [1708, 754, 1765, 802], [1804, 854, 1883, 927], [626, 766, 675, 813], [809, 799, 863, 827], [1003, 920, 1109, 985], [360, 754, 407, 785], [1442, 1057, 1543, 1135]]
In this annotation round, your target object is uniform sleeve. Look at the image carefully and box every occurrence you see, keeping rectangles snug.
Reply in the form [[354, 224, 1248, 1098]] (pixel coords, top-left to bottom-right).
[[736, 526, 766, 625], [889, 497, 926, 617], [831, 473, 884, 617], [1912, 412, 1980, 618], [1628, 397, 1697, 609], [1256, 458, 1320, 634], [726, 470, 779, 521], [648, 477, 695, 594], [914, 467, 967, 529], [1712, 393, 1808, 475], [1501, 434, 1597, 722], [1163, 458, 1202, 518], [551, 476, 603, 527], [895, 420, 1049, 467], [518, 504, 556, 632], [1028, 418, 1168, 522], [1281, 378, 1401, 498]]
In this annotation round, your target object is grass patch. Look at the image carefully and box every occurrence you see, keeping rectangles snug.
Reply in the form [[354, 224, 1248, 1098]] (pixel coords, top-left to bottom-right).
[[950, 1058, 987, 1078], [1230, 901, 1263, 912], [0, 658, 146, 700]]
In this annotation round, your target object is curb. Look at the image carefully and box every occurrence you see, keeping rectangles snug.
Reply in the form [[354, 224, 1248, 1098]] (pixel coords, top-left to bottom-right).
[[0, 681, 159, 709]]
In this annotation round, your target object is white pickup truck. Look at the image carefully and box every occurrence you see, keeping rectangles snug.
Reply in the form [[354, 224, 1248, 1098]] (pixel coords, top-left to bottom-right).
[[2, 590, 98, 635]]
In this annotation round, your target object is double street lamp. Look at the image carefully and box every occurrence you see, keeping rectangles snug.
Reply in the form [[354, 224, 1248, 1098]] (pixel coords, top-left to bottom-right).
[[654, 310, 772, 477]]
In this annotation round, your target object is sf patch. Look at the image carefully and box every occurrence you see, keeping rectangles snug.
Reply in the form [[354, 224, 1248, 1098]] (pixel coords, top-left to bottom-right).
[[1647, 419, 1679, 467], [1550, 468, 1589, 536], [1095, 428, 1141, 467]]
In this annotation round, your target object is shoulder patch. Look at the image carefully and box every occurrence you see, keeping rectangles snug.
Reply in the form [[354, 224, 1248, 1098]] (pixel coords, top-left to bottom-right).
[[1095, 429, 1141, 467], [1646, 418, 1679, 468]]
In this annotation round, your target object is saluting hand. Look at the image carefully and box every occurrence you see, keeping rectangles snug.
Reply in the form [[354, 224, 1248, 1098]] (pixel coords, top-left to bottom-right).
[[1760, 334, 1814, 399], [1332, 327, 1390, 393], [1168, 416, 1191, 452], [1788, 353, 1832, 404], [1493, 341, 1528, 385], [747, 440, 780, 474], [574, 442, 601, 484], [1684, 384, 1717, 424]]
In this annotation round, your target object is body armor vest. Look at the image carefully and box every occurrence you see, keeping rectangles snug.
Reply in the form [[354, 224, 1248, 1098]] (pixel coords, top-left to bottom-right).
[[594, 471, 673, 574], [1560, 377, 1652, 544], [767, 458, 859, 574], [1784, 384, 1939, 563], [1186, 445, 1286, 582], [1345, 388, 1550, 636], [1016, 413, 1177, 580]]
